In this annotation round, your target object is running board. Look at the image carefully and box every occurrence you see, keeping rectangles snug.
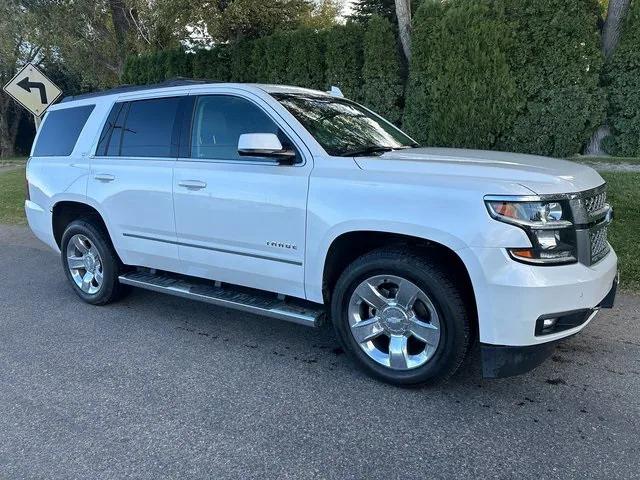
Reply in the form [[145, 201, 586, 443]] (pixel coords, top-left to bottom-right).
[[118, 271, 324, 327]]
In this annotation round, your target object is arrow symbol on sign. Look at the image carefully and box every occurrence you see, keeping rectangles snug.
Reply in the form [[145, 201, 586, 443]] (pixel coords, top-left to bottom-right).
[[17, 77, 48, 104]]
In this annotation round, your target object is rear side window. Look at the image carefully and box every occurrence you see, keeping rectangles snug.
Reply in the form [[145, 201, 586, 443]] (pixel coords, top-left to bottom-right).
[[32, 105, 95, 157], [98, 97, 181, 158]]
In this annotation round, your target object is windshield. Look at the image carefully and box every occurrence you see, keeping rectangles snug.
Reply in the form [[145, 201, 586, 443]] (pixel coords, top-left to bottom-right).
[[272, 93, 418, 156]]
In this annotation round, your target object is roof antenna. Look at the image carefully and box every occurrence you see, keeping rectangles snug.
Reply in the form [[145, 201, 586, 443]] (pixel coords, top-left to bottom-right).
[[328, 86, 344, 98]]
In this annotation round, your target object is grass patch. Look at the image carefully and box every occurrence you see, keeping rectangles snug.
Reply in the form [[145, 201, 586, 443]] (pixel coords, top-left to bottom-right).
[[0, 156, 27, 167], [570, 156, 640, 165], [601, 172, 640, 292], [0, 167, 26, 225]]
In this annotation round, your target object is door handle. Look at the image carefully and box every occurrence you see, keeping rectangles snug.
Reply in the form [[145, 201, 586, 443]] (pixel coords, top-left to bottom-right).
[[94, 173, 115, 182], [178, 180, 207, 190]]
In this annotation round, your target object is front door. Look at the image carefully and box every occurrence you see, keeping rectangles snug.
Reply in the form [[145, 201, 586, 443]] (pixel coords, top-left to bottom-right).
[[172, 93, 311, 298]]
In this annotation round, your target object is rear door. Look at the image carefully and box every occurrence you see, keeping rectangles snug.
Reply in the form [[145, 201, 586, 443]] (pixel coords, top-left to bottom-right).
[[172, 92, 312, 298], [89, 94, 189, 272]]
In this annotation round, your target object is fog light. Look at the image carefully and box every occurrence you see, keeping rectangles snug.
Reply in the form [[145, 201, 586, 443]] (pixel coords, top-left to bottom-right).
[[543, 318, 557, 329]]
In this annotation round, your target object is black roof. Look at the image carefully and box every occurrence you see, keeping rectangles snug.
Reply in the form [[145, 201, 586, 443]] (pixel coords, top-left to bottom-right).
[[60, 78, 216, 103]]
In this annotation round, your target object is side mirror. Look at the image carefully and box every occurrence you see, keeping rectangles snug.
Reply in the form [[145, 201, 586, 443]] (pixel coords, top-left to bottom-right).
[[237, 133, 296, 164]]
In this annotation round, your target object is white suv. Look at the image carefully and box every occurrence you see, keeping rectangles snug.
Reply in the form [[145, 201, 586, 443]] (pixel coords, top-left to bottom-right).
[[25, 81, 618, 386]]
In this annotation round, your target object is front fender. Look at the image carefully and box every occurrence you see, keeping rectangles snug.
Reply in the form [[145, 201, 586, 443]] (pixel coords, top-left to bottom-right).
[[304, 220, 471, 303]]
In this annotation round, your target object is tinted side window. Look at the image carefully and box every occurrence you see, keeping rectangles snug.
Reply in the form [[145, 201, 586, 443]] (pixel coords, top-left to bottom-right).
[[120, 97, 181, 158], [32, 105, 95, 157], [191, 96, 288, 161], [96, 102, 126, 156]]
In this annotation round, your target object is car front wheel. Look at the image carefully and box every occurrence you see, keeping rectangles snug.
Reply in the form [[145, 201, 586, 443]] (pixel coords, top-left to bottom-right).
[[331, 247, 471, 386]]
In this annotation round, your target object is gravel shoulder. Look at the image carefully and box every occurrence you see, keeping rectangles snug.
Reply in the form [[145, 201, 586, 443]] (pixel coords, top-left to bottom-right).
[[0, 225, 638, 479]]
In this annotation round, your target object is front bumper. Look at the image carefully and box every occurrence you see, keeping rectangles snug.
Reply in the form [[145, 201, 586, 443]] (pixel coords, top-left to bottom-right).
[[460, 246, 618, 346], [481, 274, 618, 378]]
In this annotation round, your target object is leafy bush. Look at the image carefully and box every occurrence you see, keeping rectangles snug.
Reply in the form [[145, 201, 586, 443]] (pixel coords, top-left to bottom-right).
[[605, 0, 640, 156], [404, 1, 517, 149], [164, 49, 193, 80], [498, 0, 605, 157], [120, 0, 628, 159], [229, 39, 256, 82], [325, 22, 365, 101], [404, 0, 604, 157], [262, 31, 293, 84], [286, 28, 326, 89], [122, 56, 141, 85], [192, 46, 231, 82], [362, 16, 403, 124]]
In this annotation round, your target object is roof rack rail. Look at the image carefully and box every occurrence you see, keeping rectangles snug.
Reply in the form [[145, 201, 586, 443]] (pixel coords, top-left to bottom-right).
[[60, 77, 218, 103]]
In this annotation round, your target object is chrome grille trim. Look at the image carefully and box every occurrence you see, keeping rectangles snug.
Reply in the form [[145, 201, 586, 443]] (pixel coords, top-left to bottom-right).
[[584, 189, 607, 215], [590, 225, 610, 263], [568, 183, 608, 225], [570, 183, 611, 266]]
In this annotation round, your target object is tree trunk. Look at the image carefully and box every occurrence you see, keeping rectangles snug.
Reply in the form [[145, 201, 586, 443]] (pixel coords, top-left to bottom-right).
[[602, 0, 631, 62], [585, 0, 631, 155], [585, 125, 611, 156], [0, 94, 16, 158], [395, 0, 411, 63], [108, 0, 131, 75], [0, 113, 16, 158]]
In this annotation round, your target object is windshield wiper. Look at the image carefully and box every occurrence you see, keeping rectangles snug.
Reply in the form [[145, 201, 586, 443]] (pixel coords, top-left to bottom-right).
[[339, 146, 396, 157]]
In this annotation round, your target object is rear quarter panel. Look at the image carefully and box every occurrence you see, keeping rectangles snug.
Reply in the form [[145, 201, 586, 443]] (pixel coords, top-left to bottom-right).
[[26, 99, 112, 247]]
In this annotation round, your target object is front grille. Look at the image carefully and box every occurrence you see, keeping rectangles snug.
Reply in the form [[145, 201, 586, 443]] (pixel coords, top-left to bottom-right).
[[584, 189, 607, 215], [590, 225, 610, 263], [568, 184, 611, 266]]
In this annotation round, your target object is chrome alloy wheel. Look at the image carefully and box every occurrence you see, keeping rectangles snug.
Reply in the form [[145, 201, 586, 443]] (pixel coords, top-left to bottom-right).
[[66, 234, 104, 295], [348, 275, 441, 370]]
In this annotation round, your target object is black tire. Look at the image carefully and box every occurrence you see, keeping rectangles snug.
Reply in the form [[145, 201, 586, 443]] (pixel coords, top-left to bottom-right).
[[330, 247, 471, 387], [60, 218, 129, 305]]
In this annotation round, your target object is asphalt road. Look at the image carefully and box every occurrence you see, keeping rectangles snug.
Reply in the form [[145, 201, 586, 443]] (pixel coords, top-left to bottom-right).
[[0, 225, 638, 479]]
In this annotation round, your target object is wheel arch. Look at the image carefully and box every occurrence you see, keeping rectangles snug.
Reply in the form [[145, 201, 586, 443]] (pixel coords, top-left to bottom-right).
[[51, 201, 118, 257], [319, 229, 478, 340]]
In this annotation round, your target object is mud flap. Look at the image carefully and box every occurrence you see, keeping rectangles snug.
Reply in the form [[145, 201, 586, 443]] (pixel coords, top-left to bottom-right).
[[480, 342, 557, 379]]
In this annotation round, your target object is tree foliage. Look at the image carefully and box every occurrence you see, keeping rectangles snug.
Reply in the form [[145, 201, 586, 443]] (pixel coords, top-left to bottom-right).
[[229, 39, 256, 82], [404, 0, 605, 157], [605, 0, 640, 156], [498, 0, 605, 157], [192, 46, 231, 82], [286, 28, 326, 89], [0, 0, 39, 156], [9, 0, 638, 160], [362, 16, 403, 123], [325, 22, 365, 101], [404, 1, 517, 149], [349, 0, 397, 24]]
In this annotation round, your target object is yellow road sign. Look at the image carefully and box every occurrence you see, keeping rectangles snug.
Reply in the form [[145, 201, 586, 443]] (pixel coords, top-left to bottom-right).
[[3, 63, 63, 117]]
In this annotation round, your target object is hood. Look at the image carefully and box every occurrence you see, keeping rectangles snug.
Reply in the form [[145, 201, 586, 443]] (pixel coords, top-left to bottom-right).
[[354, 147, 605, 195]]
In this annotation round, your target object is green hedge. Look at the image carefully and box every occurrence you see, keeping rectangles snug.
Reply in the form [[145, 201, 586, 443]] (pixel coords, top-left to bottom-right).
[[121, 1, 638, 157], [192, 47, 231, 82], [404, 1, 517, 149], [605, 0, 640, 156], [404, 0, 604, 157], [498, 0, 605, 158], [325, 23, 364, 102], [122, 49, 193, 85], [362, 16, 403, 124], [122, 22, 404, 123]]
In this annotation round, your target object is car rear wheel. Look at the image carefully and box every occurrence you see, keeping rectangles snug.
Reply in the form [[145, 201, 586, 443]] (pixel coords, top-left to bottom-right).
[[60, 219, 128, 305], [331, 247, 471, 386]]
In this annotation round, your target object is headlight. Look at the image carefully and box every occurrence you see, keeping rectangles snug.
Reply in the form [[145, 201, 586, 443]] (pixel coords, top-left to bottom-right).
[[485, 197, 577, 265]]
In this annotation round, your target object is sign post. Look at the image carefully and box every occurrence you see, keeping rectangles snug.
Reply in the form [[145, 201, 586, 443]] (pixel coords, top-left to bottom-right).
[[3, 63, 63, 130]]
